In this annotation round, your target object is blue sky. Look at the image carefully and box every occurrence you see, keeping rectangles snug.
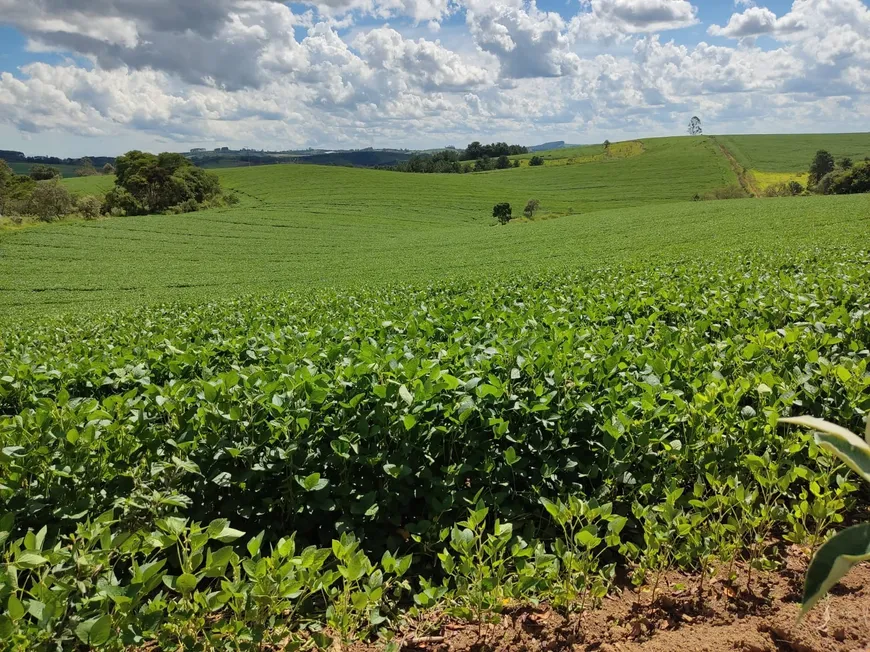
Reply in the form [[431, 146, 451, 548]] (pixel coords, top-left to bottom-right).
[[1, 0, 868, 157]]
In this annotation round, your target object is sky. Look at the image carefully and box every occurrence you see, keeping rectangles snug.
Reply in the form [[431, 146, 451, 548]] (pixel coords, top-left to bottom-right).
[[0, 0, 868, 157]]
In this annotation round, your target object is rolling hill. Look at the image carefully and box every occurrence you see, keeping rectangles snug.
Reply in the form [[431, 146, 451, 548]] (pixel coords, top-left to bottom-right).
[[3, 133, 868, 317]]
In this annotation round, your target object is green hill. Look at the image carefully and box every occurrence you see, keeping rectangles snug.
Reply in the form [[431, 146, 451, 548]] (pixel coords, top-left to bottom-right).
[[716, 133, 870, 173]]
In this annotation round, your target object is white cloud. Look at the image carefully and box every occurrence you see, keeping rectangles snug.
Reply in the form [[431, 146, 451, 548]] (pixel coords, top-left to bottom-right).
[[467, 2, 580, 78], [0, 0, 869, 154], [572, 0, 699, 41]]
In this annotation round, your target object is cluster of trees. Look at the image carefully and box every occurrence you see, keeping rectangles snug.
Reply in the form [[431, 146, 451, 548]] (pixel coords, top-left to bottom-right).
[[808, 150, 870, 195], [1, 151, 233, 223], [462, 142, 527, 160], [393, 141, 528, 174], [104, 151, 232, 216], [0, 160, 101, 223]]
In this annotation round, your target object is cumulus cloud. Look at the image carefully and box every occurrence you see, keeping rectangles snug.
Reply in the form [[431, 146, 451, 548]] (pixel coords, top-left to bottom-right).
[[572, 0, 699, 41], [466, 1, 580, 79], [0, 0, 868, 152]]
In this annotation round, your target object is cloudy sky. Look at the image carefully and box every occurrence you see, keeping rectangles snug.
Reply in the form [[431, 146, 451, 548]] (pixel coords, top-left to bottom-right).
[[0, 0, 868, 156]]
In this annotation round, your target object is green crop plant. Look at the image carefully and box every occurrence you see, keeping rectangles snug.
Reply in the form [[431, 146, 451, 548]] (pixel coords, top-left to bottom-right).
[[779, 416, 870, 616], [539, 496, 623, 613]]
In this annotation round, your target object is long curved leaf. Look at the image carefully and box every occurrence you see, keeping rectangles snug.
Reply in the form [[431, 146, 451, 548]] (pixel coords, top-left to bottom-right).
[[801, 523, 870, 617], [780, 416, 870, 483]]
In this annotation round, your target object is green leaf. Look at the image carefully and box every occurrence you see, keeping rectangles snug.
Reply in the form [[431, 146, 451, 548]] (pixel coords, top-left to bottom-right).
[[15, 553, 48, 569], [402, 414, 416, 431], [780, 416, 870, 482], [7, 595, 25, 621], [504, 446, 519, 466], [75, 614, 112, 646], [176, 573, 199, 594], [247, 531, 265, 558], [399, 384, 413, 406], [801, 524, 870, 617], [297, 473, 329, 492]]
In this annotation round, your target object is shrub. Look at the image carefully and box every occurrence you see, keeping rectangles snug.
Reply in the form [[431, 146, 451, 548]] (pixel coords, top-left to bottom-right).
[[102, 163, 115, 175], [787, 180, 805, 195], [492, 202, 512, 225], [512, 159, 520, 168], [529, 156, 545, 167], [701, 185, 748, 200], [28, 180, 73, 222], [839, 157, 853, 170], [523, 199, 540, 218], [763, 181, 805, 198], [28, 164, 62, 181], [77, 195, 103, 220], [496, 155, 511, 170]]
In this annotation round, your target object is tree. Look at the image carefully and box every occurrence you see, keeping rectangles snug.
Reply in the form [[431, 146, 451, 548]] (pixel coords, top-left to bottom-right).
[[0, 160, 37, 217], [102, 163, 116, 175], [688, 116, 702, 136], [523, 199, 540, 218], [839, 157, 853, 170], [493, 202, 512, 225], [808, 150, 835, 186], [76, 157, 98, 177], [496, 155, 511, 169], [512, 159, 520, 168], [603, 140, 611, 150], [105, 150, 222, 216], [28, 180, 73, 222], [529, 156, 545, 167], [29, 164, 62, 181]]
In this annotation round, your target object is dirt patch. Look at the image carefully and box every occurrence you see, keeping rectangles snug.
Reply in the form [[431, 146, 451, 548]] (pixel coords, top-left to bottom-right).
[[712, 138, 761, 197], [349, 547, 870, 652]]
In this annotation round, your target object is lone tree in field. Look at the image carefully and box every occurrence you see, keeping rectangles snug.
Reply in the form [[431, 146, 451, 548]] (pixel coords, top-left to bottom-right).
[[687, 116, 703, 136], [808, 150, 835, 186], [493, 202, 512, 225], [524, 199, 540, 218], [496, 155, 511, 169], [529, 156, 545, 167], [603, 139, 611, 150]]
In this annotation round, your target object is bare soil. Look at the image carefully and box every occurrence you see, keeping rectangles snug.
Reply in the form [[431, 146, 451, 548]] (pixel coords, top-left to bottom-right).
[[351, 546, 870, 652]]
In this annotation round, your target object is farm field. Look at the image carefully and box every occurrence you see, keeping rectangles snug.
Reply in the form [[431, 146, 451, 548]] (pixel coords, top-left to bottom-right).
[[716, 133, 870, 172], [1, 134, 870, 651], [3, 136, 746, 315]]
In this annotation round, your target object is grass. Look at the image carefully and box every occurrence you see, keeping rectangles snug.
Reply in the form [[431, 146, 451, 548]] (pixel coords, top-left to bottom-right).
[[60, 174, 115, 196], [716, 133, 870, 173]]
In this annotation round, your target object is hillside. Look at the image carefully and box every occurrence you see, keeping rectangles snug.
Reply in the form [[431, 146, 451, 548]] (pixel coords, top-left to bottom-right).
[[716, 133, 870, 172], [4, 133, 870, 318]]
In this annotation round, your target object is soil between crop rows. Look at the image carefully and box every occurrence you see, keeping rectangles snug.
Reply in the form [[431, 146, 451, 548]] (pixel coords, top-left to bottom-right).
[[343, 546, 869, 652]]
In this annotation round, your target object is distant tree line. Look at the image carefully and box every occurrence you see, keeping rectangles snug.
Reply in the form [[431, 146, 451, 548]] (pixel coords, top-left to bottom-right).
[[0, 150, 115, 175], [392, 141, 528, 174]]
